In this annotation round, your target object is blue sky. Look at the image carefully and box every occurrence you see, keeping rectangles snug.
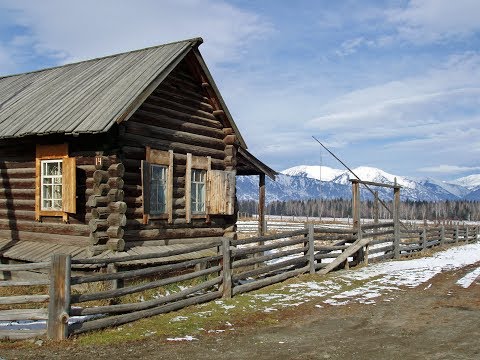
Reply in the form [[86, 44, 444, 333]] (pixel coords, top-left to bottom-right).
[[1, 0, 480, 180]]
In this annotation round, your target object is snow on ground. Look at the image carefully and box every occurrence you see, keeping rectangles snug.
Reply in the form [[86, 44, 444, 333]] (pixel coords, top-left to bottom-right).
[[456, 266, 480, 288], [252, 243, 480, 310], [166, 335, 198, 341]]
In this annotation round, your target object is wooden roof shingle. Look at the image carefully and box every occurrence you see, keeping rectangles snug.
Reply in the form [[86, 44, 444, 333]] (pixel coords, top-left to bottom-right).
[[0, 38, 202, 139]]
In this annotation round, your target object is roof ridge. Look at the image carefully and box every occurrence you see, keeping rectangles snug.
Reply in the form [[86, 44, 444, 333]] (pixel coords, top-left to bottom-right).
[[0, 37, 203, 80]]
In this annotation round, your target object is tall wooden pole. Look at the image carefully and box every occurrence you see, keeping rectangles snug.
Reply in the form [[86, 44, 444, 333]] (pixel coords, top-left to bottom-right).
[[393, 180, 401, 259], [373, 191, 379, 225], [351, 180, 363, 264], [258, 173, 266, 236]]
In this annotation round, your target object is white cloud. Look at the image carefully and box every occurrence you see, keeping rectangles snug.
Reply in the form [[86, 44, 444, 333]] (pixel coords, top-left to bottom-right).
[[387, 0, 480, 44], [308, 52, 480, 133], [1, 0, 272, 68], [336, 37, 367, 56]]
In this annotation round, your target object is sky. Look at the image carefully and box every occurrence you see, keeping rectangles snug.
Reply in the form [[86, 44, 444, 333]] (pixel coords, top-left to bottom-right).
[[0, 0, 479, 181]]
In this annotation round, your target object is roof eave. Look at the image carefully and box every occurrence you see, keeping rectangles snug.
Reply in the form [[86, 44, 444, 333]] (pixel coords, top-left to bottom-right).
[[238, 147, 277, 180]]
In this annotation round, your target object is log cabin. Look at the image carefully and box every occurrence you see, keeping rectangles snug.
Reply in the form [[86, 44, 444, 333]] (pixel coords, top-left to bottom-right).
[[0, 38, 276, 265]]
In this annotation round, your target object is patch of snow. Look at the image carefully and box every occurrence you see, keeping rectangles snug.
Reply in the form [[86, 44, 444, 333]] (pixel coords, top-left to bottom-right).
[[166, 335, 198, 341], [456, 267, 480, 288], [170, 316, 189, 322]]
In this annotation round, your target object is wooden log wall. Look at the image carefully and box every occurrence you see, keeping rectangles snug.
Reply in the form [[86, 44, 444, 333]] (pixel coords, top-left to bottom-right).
[[86, 157, 127, 254], [0, 138, 106, 249], [118, 60, 238, 247]]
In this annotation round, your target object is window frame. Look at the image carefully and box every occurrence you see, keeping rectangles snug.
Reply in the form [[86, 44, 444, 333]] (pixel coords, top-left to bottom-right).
[[185, 153, 211, 222], [149, 164, 168, 215], [35, 143, 76, 222], [40, 159, 63, 211], [191, 168, 206, 214], [141, 147, 173, 224]]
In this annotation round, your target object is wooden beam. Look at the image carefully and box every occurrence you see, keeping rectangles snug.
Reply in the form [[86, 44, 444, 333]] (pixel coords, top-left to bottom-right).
[[258, 173, 266, 236]]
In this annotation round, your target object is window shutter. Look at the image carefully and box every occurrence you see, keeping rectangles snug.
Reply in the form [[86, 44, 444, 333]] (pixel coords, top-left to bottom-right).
[[185, 153, 192, 223], [62, 157, 76, 213], [208, 170, 236, 215], [141, 160, 151, 215], [167, 150, 174, 224]]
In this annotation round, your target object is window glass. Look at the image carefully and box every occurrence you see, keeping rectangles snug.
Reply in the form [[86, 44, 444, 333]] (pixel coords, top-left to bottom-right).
[[150, 164, 167, 214], [41, 160, 62, 210], [191, 169, 206, 213]]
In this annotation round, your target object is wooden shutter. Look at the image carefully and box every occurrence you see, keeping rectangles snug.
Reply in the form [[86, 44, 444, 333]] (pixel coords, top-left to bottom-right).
[[141, 160, 151, 217], [167, 150, 174, 224], [185, 153, 192, 223], [62, 157, 76, 213], [208, 170, 236, 215]]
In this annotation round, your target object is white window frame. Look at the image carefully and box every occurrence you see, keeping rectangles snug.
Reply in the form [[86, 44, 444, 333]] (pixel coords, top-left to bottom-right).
[[191, 169, 206, 214], [150, 164, 168, 215], [40, 159, 63, 211]]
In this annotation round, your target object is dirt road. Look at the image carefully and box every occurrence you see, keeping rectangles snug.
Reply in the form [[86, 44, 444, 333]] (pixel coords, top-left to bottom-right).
[[1, 262, 479, 360]]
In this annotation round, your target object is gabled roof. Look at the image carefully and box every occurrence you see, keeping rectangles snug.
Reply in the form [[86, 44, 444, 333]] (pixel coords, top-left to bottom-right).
[[0, 38, 245, 147]]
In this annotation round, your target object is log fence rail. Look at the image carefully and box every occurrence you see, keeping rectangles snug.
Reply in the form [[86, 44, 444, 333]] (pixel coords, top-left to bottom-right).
[[0, 223, 478, 340]]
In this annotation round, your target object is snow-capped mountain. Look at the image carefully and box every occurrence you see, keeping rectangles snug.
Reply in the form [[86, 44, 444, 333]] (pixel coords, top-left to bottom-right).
[[451, 174, 480, 191], [236, 165, 480, 203], [236, 174, 351, 202], [331, 166, 417, 187], [282, 165, 344, 181]]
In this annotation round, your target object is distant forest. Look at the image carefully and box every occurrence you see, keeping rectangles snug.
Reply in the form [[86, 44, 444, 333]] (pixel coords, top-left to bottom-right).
[[238, 199, 480, 221]]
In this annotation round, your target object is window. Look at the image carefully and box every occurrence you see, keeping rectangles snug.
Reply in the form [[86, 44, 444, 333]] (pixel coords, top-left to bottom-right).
[[35, 144, 76, 221], [185, 153, 236, 222], [41, 160, 63, 210], [191, 169, 206, 213], [150, 164, 168, 215], [141, 148, 173, 223]]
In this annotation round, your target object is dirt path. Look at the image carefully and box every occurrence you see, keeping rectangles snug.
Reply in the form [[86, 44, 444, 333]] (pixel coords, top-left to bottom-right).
[[1, 263, 479, 360]]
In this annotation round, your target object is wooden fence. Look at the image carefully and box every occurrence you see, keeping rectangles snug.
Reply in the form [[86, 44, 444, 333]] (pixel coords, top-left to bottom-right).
[[0, 224, 478, 340], [0, 261, 50, 340]]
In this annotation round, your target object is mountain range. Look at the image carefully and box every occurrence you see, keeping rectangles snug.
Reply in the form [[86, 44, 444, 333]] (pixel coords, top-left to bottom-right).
[[236, 165, 480, 203]]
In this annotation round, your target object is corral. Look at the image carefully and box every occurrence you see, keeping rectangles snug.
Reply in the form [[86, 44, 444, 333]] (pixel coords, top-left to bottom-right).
[[0, 213, 477, 340]]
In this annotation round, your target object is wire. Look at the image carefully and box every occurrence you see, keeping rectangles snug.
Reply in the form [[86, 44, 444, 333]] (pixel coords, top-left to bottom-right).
[[312, 136, 408, 231]]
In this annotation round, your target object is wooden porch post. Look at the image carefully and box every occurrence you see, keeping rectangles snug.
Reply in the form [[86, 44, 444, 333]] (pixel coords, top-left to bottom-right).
[[258, 173, 266, 236]]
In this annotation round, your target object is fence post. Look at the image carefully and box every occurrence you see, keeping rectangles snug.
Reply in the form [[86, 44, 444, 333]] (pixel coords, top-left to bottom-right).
[[421, 228, 427, 251], [307, 224, 315, 274], [455, 225, 459, 244], [466, 227, 470, 243], [440, 225, 445, 246], [47, 253, 71, 340], [393, 184, 401, 259], [351, 180, 364, 265], [107, 263, 123, 290], [221, 237, 232, 299]]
